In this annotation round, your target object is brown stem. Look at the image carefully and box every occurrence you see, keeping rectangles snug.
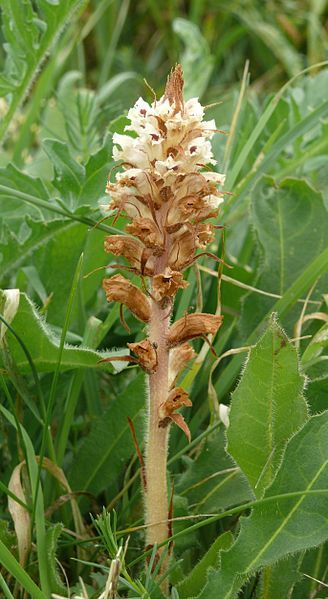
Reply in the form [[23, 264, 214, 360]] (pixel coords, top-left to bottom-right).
[[145, 205, 171, 554], [145, 299, 170, 548]]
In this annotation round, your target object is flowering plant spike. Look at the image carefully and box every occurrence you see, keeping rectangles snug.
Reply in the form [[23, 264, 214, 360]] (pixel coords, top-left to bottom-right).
[[103, 64, 225, 565]]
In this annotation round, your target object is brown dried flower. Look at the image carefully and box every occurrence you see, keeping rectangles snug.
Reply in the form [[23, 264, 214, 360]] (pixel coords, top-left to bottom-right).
[[128, 338, 158, 373], [103, 275, 150, 322], [152, 268, 189, 302], [158, 387, 192, 441], [168, 313, 223, 348], [169, 343, 196, 388]]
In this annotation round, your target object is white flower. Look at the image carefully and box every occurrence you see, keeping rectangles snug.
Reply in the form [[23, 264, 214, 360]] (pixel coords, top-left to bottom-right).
[[204, 194, 224, 210], [185, 97, 204, 119], [204, 171, 226, 185], [154, 155, 181, 175]]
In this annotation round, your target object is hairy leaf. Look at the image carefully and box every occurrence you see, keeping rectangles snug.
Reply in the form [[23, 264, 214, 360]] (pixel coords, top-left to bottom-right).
[[198, 411, 328, 598], [0, 292, 128, 373], [227, 317, 308, 497], [0, 217, 74, 282]]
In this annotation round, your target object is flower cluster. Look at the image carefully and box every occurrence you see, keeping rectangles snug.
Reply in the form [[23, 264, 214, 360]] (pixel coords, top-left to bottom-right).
[[103, 65, 224, 438]]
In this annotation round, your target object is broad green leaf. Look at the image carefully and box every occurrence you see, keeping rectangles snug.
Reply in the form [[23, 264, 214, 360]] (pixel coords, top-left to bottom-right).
[[172, 18, 214, 99], [0, 0, 85, 140], [240, 177, 328, 337], [198, 411, 328, 599], [0, 292, 128, 373], [177, 531, 233, 599], [31, 222, 108, 326], [175, 428, 252, 512], [227, 317, 308, 498], [53, 72, 100, 156], [69, 373, 145, 498], [0, 163, 52, 223], [0, 217, 74, 282], [43, 135, 112, 212], [43, 139, 85, 209]]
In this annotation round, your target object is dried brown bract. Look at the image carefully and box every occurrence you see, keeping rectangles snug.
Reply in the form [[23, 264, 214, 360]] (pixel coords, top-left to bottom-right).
[[152, 268, 188, 302], [168, 313, 223, 348], [169, 343, 196, 388], [158, 387, 192, 441], [128, 338, 158, 373], [103, 275, 150, 322]]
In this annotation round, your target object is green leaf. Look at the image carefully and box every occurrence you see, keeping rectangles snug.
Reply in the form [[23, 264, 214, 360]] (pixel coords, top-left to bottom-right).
[[177, 531, 234, 599], [42, 134, 112, 212], [258, 555, 303, 599], [43, 139, 85, 209], [0, 163, 52, 223], [227, 317, 308, 498], [198, 411, 328, 599], [240, 177, 328, 337], [45, 524, 66, 594], [0, 0, 85, 140], [0, 292, 128, 373], [69, 373, 145, 498], [172, 18, 214, 99], [175, 428, 252, 512], [0, 216, 74, 282], [0, 540, 46, 599], [215, 246, 328, 401], [302, 321, 328, 366]]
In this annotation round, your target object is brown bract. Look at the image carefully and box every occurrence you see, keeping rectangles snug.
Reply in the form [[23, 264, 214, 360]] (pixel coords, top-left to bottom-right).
[[169, 343, 196, 388], [128, 338, 158, 373], [158, 387, 192, 441], [126, 217, 164, 254], [164, 63, 184, 114], [152, 268, 188, 302], [195, 223, 215, 248], [104, 235, 154, 275], [103, 274, 150, 322], [168, 313, 223, 347]]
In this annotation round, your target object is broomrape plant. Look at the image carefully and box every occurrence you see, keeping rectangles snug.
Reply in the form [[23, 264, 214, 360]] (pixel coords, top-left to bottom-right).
[[102, 65, 225, 560]]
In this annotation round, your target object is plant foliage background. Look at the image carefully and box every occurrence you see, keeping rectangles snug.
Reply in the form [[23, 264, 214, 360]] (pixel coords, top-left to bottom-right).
[[0, 1, 327, 597]]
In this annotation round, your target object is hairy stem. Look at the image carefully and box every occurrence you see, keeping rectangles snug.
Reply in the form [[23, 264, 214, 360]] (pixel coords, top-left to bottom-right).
[[145, 299, 170, 547], [145, 199, 172, 549]]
